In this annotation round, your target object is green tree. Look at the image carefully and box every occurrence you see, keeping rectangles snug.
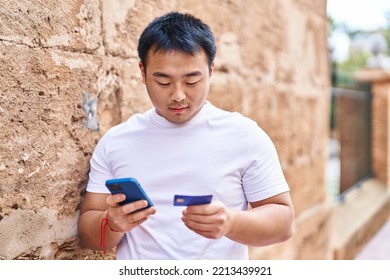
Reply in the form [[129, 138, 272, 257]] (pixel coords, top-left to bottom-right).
[[336, 50, 369, 76], [380, 9, 390, 56]]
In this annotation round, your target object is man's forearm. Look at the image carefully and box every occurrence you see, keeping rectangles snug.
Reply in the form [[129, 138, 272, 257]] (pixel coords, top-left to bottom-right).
[[78, 210, 124, 251], [226, 204, 294, 247]]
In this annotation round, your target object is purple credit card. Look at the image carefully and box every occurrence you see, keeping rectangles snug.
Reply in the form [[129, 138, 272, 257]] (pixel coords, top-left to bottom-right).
[[173, 195, 213, 206]]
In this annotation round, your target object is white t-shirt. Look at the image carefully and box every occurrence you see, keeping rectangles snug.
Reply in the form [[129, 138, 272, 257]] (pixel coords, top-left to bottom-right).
[[86, 101, 289, 259]]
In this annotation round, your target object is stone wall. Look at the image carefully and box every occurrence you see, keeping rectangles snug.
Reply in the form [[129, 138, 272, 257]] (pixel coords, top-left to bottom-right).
[[0, 0, 330, 259]]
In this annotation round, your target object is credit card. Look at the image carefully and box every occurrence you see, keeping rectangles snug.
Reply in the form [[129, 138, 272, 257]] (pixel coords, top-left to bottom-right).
[[173, 195, 213, 206]]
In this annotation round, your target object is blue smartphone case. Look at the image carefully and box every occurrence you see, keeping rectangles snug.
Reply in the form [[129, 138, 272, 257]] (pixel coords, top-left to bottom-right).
[[105, 177, 154, 208]]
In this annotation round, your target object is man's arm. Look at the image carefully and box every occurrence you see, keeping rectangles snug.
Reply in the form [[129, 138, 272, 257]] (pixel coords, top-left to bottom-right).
[[181, 191, 294, 247], [78, 192, 156, 251]]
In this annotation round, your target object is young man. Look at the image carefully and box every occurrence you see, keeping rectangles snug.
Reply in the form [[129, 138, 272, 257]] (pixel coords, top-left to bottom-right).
[[78, 12, 294, 260]]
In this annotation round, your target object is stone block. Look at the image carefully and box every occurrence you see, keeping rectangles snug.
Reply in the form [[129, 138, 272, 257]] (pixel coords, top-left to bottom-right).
[[0, 42, 150, 258], [0, 0, 102, 53]]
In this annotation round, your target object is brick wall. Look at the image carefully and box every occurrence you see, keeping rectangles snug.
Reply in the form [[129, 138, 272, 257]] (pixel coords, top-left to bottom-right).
[[371, 83, 389, 185]]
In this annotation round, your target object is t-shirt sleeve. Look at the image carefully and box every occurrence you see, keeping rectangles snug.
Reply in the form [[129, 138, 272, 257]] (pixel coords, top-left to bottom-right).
[[86, 132, 113, 194], [242, 122, 289, 202]]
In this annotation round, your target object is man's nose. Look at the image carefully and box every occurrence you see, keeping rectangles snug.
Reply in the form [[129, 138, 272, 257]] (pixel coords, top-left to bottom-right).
[[171, 84, 186, 101]]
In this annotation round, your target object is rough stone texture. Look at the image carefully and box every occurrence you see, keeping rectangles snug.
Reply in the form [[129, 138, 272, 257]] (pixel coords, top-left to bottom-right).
[[0, 0, 103, 53], [0, 0, 330, 259]]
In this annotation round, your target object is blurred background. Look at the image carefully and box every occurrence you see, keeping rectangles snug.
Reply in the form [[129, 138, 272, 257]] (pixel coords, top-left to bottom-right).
[[327, 0, 390, 260]]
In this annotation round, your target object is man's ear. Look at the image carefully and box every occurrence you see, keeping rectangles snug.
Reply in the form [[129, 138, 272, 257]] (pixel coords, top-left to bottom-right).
[[139, 62, 146, 83], [209, 62, 214, 81], [209, 62, 215, 77]]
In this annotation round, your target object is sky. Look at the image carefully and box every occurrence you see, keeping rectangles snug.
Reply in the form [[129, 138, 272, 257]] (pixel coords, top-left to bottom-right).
[[327, 0, 390, 62]]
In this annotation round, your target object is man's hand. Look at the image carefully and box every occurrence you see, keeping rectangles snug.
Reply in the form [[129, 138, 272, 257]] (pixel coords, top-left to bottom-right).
[[181, 201, 235, 239], [105, 194, 156, 233]]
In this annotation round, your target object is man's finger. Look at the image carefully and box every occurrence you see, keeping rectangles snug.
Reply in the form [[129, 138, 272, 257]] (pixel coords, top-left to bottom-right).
[[106, 194, 126, 206]]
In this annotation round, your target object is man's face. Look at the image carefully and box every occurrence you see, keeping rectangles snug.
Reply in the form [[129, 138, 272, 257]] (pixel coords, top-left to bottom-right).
[[139, 49, 214, 124]]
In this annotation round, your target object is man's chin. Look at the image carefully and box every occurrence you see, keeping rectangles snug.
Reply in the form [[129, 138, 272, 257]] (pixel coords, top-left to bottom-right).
[[166, 111, 194, 124]]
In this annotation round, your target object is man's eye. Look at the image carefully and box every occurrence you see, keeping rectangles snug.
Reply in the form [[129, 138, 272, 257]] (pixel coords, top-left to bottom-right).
[[157, 82, 170, 86], [186, 81, 200, 86]]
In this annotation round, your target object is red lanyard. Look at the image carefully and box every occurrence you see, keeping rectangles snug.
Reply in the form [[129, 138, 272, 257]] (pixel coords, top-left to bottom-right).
[[100, 211, 118, 254]]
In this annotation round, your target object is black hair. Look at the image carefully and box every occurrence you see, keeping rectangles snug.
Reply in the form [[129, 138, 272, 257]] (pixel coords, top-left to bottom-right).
[[137, 12, 216, 69]]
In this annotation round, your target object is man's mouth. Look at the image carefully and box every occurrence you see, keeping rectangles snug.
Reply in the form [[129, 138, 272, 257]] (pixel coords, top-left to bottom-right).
[[169, 106, 188, 113]]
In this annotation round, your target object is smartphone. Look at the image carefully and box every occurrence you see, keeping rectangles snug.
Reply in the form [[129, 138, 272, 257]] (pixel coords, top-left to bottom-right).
[[105, 177, 154, 210]]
